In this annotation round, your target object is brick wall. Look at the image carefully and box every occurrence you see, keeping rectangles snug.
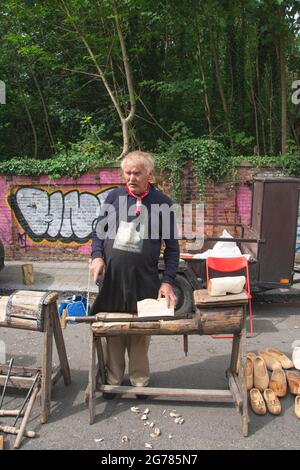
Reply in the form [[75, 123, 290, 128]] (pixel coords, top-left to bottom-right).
[[0, 162, 279, 260]]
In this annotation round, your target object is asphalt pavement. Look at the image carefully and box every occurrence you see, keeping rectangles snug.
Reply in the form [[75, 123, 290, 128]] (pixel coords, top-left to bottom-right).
[[0, 261, 300, 450]]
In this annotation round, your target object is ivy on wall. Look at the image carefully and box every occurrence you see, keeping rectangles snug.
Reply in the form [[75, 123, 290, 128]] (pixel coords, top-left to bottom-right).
[[0, 137, 299, 202]]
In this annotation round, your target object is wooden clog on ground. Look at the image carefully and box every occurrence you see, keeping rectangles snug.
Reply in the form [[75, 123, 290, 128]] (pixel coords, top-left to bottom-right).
[[262, 348, 293, 369], [263, 389, 281, 415], [269, 368, 287, 397], [286, 371, 300, 395], [249, 388, 266, 415], [253, 356, 269, 391]]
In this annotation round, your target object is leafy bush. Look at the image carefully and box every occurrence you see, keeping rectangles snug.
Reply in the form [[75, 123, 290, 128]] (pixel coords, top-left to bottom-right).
[[155, 138, 232, 201], [281, 153, 300, 177], [0, 119, 118, 178]]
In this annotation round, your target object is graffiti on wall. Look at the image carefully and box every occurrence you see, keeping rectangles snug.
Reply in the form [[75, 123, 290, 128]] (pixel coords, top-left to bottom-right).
[[8, 186, 117, 243]]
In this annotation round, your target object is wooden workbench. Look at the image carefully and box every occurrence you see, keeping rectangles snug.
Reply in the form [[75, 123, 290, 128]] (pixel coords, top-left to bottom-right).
[[87, 290, 249, 436], [0, 290, 71, 423]]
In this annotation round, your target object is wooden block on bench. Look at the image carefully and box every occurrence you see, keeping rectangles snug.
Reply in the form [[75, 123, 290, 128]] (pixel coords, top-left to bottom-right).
[[194, 289, 248, 307]]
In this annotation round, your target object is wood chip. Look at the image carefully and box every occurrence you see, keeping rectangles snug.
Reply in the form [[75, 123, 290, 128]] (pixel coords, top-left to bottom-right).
[[145, 443, 153, 449], [143, 408, 150, 414], [149, 422, 155, 428], [150, 427, 161, 438], [169, 434, 173, 439], [130, 406, 140, 413], [170, 412, 181, 418], [174, 417, 185, 424], [141, 414, 148, 421], [121, 436, 130, 443], [94, 438, 104, 442]]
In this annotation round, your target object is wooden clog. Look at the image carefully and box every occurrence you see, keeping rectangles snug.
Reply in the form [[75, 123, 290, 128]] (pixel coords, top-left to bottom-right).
[[269, 368, 287, 397], [286, 371, 300, 395], [295, 396, 300, 419], [263, 389, 281, 415], [249, 388, 266, 415], [259, 350, 282, 371], [262, 348, 293, 369], [253, 356, 269, 391], [246, 355, 254, 391]]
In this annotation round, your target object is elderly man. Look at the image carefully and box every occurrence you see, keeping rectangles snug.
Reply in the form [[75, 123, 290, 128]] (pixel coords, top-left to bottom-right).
[[90, 151, 179, 398]]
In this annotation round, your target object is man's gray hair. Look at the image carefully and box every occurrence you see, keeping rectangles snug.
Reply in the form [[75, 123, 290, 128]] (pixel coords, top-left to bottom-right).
[[121, 151, 155, 174]]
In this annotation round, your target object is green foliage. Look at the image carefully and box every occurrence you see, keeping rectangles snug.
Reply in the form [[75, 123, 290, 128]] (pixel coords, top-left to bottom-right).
[[281, 153, 300, 177], [0, 119, 117, 178], [155, 138, 232, 201], [232, 132, 255, 155], [0, 0, 299, 162]]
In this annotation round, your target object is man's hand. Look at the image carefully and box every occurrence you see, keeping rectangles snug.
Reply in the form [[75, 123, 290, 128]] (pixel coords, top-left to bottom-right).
[[90, 258, 105, 283], [158, 282, 177, 308]]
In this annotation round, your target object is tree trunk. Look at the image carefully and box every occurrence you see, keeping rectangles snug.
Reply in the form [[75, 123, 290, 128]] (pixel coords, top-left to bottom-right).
[[207, 16, 233, 150], [195, 20, 213, 137], [20, 91, 38, 159], [28, 63, 55, 152], [60, 0, 136, 160], [279, 3, 287, 155], [269, 64, 274, 155], [250, 82, 260, 155]]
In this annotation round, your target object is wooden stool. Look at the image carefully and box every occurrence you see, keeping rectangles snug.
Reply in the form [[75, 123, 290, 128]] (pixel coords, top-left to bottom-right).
[[86, 290, 249, 436], [0, 290, 71, 423]]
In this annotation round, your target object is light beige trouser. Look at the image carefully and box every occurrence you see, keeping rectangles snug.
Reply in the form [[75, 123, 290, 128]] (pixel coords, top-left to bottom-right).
[[105, 335, 151, 386]]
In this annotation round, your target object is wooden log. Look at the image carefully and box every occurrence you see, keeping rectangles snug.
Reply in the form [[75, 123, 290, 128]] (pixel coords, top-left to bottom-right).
[[92, 318, 197, 336], [22, 264, 34, 285], [0, 365, 39, 375], [0, 425, 35, 438], [0, 435, 4, 450], [0, 290, 58, 331], [0, 410, 24, 417], [0, 319, 39, 331], [92, 307, 244, 336], [0, 375, 35, 389]]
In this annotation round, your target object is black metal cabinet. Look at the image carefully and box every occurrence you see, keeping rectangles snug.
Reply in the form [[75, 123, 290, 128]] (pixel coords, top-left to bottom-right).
[[246, 177, 300, 287]]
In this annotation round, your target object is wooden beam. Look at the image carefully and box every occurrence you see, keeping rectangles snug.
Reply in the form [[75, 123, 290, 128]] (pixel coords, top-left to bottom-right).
[[97, 385, 234, 402]]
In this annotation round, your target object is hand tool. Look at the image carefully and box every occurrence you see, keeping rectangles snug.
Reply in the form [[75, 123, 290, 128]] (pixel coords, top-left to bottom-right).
[[13, 372, 40, 427], [0, 358, 14, 409]]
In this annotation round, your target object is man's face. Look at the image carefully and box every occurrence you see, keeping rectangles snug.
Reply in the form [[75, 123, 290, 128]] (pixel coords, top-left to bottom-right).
[[123, 161, 151, 195]]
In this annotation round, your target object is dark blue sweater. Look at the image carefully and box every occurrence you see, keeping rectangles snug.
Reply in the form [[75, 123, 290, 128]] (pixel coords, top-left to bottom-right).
[[91, 184, 180, 284]]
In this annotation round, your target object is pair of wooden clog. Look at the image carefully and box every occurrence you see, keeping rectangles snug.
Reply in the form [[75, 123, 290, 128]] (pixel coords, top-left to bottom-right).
[[246, 353, 269, 392], [249, 388, 281, 415]]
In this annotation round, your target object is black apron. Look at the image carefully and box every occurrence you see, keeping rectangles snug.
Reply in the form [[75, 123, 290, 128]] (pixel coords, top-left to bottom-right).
[[91, 209, 160, 314]]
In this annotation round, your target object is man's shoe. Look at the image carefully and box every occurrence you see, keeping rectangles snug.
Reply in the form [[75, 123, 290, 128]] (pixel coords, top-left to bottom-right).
[[102, 392, 117, 400]]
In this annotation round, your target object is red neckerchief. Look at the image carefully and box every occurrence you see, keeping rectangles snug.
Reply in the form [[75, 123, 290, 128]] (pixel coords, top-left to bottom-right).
[[125, 183, 150, 216]]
